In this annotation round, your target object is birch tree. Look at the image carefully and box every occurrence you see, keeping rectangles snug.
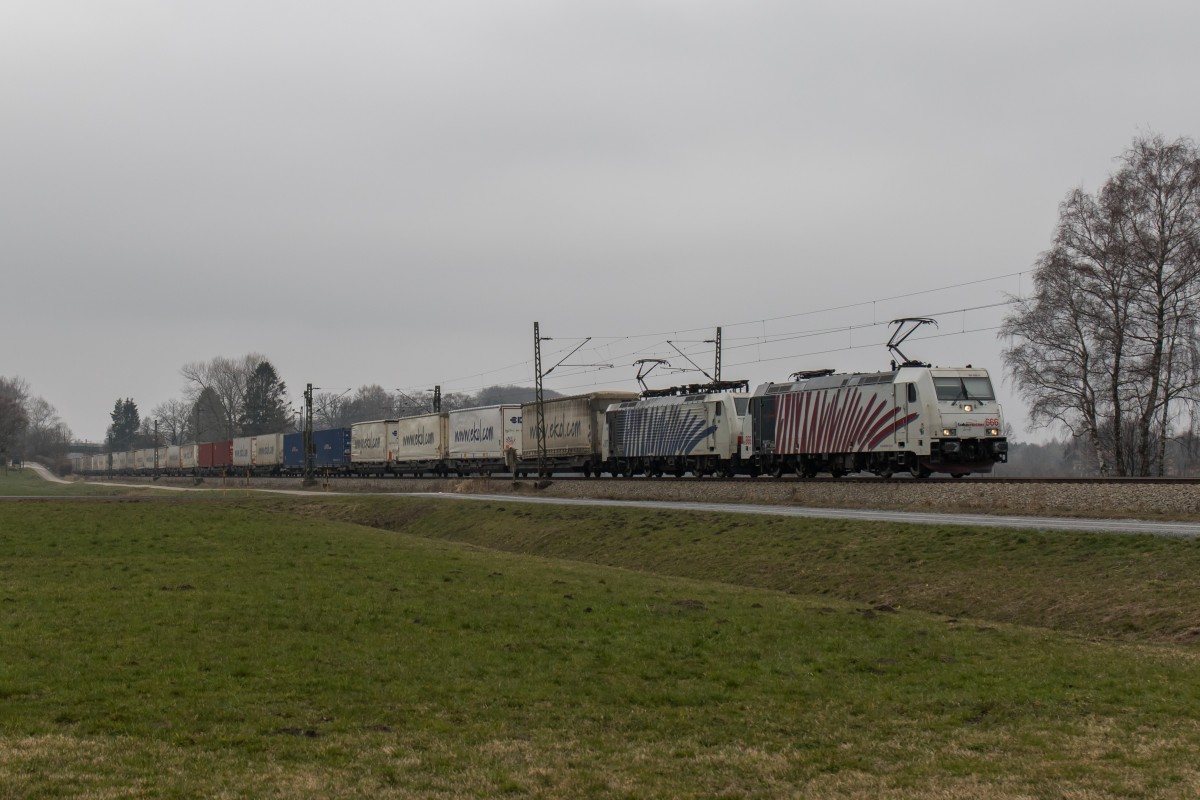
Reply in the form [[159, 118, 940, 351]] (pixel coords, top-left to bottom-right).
[[1003, 133, 1200, 475]]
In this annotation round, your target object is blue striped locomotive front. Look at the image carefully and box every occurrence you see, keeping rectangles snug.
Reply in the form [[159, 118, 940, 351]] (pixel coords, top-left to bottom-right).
[[603, 389, 749, 477], [608, 399, 716, 458]]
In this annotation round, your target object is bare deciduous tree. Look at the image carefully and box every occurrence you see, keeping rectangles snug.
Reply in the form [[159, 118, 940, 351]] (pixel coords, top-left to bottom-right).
[[313, 390, 352, 430], [180, 353, 271, 439], [152, 398, 195, 445], [24, 396, 72, 458], [1004, 133, 1200, 476], [0, 376, 31, 462], [344, 385, 404, 424]]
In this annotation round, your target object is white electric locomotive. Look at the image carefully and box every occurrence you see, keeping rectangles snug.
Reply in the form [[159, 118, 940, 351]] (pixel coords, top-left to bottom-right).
[[743, 365, 1007, 478], [602, 382, 750, 477]]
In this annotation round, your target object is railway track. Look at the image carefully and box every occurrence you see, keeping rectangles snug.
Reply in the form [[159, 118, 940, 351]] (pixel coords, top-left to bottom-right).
[[83, 472, 1200, 486]]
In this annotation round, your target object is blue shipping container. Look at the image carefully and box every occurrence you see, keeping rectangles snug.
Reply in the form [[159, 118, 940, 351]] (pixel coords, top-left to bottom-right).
[[283, 428, 352, 470]]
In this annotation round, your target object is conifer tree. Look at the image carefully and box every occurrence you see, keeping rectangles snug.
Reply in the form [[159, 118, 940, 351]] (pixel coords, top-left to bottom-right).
[[106, 398, 141, 451], [239, 361, 290, 435]]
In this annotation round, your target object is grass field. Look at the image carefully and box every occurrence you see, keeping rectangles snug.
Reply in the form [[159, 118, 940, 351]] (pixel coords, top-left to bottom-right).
[[3, 474, 1200, 797], [0, 467, 165, 498]]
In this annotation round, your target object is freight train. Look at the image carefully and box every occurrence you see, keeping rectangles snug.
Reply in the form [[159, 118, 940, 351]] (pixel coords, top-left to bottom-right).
[[74, 364, 1008, 480]]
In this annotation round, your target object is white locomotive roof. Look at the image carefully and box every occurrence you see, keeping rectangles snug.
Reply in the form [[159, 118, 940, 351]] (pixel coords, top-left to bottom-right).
[[757, 365, 992, 396]]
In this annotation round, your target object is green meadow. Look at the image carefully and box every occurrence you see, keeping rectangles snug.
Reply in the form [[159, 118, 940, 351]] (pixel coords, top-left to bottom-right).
[[2, 474, 1200, 798], [0, 468, 154, 497]]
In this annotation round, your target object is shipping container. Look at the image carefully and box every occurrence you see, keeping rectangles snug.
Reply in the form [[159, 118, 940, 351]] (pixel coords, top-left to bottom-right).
[[200, 440, 233, 470], [164, 445, 181, 471], [283, 428, 352, 471], [519, 392, 637, 475]]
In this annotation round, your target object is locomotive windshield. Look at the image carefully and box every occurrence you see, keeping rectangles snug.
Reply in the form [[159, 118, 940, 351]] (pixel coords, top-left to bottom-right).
[[933, 375, 995, 402]]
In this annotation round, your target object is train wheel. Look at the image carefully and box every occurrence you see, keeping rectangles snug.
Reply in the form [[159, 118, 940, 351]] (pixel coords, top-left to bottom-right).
[[829, 469, 846, 479]]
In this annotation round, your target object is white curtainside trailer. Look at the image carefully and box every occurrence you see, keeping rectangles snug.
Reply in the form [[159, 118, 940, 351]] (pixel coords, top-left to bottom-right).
[[393, 412, 449, 475], [350, 420, 399, 472], [232, 437, 254, 468], [448, 405, 521, 475], [134, 448, 155, 472], [180, 444, 198, 471], [519, 392, 638, 476], [252, 433, 284, 471]]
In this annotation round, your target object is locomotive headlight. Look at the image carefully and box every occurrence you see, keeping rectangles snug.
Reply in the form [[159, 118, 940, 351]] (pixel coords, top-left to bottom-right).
[[988, 428, 1000, 436], [963, 404, 973, 412], [942, 428, 954, 436]]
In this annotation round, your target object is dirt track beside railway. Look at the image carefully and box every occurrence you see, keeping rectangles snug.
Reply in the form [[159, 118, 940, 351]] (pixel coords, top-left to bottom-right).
[[88, 474, 1200, 521]]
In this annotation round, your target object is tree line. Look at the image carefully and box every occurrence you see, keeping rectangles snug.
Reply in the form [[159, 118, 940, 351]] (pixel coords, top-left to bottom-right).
[[105, 352, 555, 450], [1003, 132, 1200, 476], [106, 354, 291, 451], [0, 376, 73, 466]]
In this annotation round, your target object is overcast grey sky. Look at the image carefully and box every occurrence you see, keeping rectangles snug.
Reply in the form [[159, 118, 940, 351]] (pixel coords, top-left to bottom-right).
[[4, 0, 1199, 442]]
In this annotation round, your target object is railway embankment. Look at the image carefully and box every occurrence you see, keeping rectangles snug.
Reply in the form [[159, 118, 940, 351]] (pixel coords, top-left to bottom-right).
[[87, 475, 1200, 521]]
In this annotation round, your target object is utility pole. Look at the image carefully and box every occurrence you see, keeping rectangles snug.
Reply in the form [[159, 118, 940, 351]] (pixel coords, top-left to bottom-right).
[[153, 419, 159, 477], [714, 326, 722, 383], [303, 383, 314, 483], [531, 322, 606, 478], [534, 322, 546, 477], [433, 386, 441, 413]]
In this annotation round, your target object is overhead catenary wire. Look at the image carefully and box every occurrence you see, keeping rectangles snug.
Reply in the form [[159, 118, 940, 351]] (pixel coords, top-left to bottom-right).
[[395, 269, 1025, 397]]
